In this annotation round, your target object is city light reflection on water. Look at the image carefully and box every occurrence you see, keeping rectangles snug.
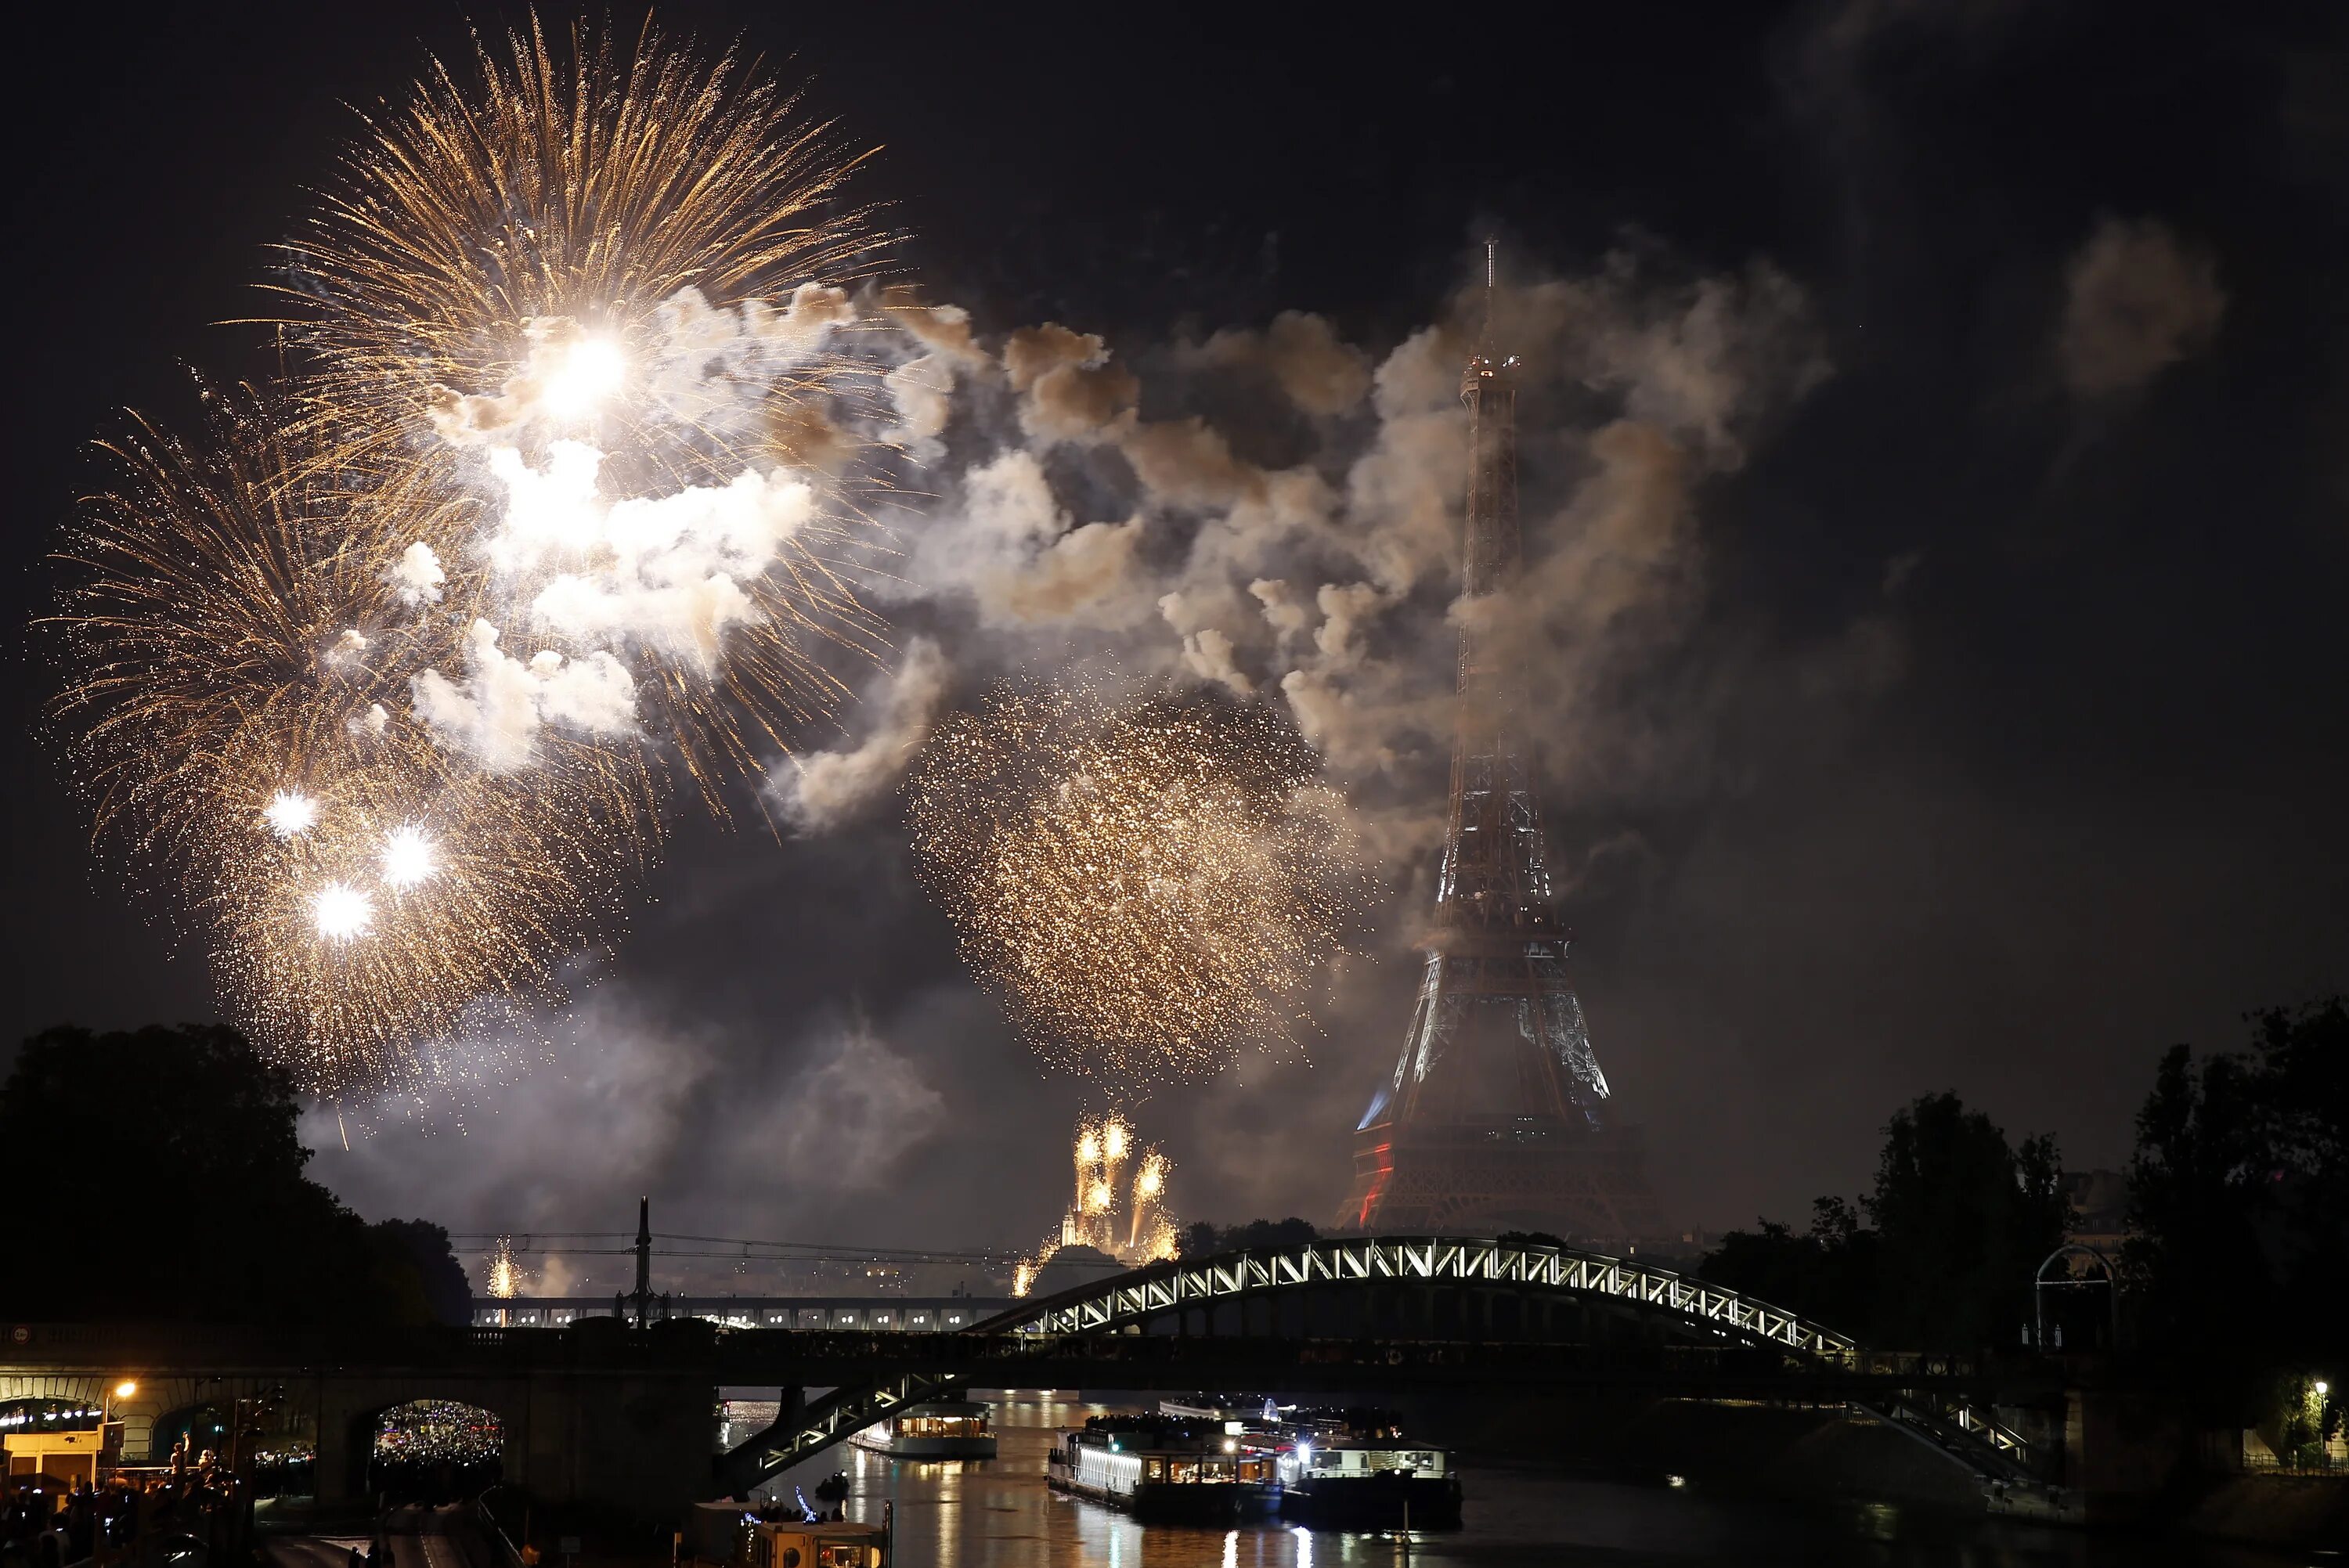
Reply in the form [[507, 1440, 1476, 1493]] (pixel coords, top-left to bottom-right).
[[751, 1391, 2301, 1566]]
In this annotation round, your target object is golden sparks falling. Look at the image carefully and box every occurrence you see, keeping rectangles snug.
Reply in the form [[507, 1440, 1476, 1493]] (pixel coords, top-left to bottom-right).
[[45, 14, 886, 1098], [272, 13, 889, 811], [47, 387, 636, 1098], [487, 1237, 521, 1299], [907, 683, 1369, 1084]]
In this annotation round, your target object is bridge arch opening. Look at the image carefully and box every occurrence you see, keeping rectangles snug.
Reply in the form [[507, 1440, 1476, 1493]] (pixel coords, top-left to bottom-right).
[[2033, 1243, 2118, 1352], [151, 1403, 231, 1465], [365, 1399, 504, 1505]]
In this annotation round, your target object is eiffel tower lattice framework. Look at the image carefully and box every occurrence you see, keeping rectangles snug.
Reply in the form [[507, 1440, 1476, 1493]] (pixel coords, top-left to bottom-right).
[[1340, 249, 1664, 1245]]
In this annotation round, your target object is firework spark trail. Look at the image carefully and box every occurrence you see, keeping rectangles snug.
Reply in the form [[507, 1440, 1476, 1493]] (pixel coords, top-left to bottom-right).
[[487, 1237, 521, 1299], [45, 16, 895, 1098], [273, 13, 891, 813], [907, 682, 1369, 1085], [47, 386, 638, 1098]]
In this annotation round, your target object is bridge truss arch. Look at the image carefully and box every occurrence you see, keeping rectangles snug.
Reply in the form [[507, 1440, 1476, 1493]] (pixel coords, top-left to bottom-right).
[[993, 1235, 1860, 1357], [715, 1235, 1869, 1495]]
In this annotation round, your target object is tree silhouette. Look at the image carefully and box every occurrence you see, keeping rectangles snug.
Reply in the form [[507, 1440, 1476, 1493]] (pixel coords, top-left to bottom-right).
[[1702, 1093, 2063, 1350], [0, 1022, 458, 1326]]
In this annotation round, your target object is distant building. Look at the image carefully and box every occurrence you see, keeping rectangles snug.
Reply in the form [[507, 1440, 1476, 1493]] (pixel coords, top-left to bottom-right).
[[2061, 1168, 2131, 1253], [470, 1295, 1011, 1331], [1027, 1245, 1124, 1301]]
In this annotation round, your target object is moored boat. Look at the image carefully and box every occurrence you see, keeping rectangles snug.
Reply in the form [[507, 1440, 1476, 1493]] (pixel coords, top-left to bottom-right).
[[1046, 1415, 1279, 1523], [1276, 1426, 1461, 1530], [687, 1501, 891, 1568], [1159, 1397, 1463, 1530], [742, 1517, 889, 1568], [847, 1397, 998, 1458]]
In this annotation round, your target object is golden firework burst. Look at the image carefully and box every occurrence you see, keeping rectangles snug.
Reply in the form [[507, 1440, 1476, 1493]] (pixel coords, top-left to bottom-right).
[[46, 16, 904, 1098], [907, 683, 1369, 1083], [47, 385, 637, 1097], [272, 13, 889, 808]]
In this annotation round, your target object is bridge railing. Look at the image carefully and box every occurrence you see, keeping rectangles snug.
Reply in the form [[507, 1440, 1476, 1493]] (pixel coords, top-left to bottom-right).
[[981, 1236, 1861, 1357]]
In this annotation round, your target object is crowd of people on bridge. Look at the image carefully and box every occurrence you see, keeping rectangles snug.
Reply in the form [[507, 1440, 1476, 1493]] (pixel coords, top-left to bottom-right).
[[0, 1441, 249, 1568]]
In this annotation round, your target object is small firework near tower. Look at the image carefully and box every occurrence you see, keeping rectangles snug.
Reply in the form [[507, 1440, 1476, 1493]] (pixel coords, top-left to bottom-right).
[[1012, 1111, 1179, 1296]]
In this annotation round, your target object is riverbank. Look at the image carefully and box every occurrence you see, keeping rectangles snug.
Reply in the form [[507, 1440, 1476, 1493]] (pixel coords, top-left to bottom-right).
[[1338, 1388, 2346, 1552]]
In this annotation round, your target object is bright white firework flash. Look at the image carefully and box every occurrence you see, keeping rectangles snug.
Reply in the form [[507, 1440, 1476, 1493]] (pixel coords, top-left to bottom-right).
[[380, 824, 437, 889], [264, 791, 318, 838], [312, 883, 373, 941], [540, 337, 626, 421]]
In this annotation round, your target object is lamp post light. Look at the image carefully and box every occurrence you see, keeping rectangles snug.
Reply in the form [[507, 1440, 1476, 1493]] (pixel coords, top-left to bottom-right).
[[99, 1380, 135, 1472]]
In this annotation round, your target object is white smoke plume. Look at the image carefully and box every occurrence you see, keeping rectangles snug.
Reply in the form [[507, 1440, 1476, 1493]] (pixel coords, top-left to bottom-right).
[[308, 988, 951, 1240], [487, 446, 815, 667], [395, 276, 873, 777], [398, 250, 1852, 940], [774, 638, 950, 830], [411, 619, 638, 770], [843, 246, 1842, 861], [385, 541, 446, 607], [428, 286, 853, 447], [889, 449, 1156, 633], [1180, 310, 1373, 417]]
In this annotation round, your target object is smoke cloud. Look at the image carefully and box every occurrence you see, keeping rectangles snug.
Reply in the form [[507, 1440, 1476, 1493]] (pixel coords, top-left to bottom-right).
[[763, 1011, 947, 1191], [385, 542, 446, 607], [360, 241, 1900, 1245], [828, 249, 1852, 884], [308, 986, 954, 1263], [2059, 215, 2226, 397], [775, 639, 950, 830], [411, 619, 638, 770], [1181, 311, 1373, 418]]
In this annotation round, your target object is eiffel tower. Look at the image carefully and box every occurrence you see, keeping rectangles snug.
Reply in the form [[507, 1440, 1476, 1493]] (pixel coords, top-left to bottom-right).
[[1340, 244, 1663, 1244]]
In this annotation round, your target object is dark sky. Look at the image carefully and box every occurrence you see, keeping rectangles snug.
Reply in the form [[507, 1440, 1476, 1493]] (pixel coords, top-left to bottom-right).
[[7, 0, 2346, 1277]]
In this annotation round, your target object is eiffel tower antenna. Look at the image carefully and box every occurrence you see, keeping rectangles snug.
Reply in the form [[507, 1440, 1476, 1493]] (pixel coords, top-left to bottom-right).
[[1339, 237, 1662, 1244], [1477, 234, 1499, 347]]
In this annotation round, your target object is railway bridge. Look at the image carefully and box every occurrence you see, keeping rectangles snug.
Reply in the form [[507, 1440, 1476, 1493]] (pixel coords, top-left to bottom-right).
[[2, 1235, 2042, 1517]]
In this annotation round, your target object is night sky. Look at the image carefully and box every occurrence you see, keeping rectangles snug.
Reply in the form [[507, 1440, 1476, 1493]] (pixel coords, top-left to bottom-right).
[[7, 1, 2346, 1281]]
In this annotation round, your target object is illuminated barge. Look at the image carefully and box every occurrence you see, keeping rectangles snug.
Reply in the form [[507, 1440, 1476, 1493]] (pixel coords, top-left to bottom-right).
[[847, 1397, 998, 1459], [1045, 1415, 1279, 1523], [1162, 1397, 1463, 1529]]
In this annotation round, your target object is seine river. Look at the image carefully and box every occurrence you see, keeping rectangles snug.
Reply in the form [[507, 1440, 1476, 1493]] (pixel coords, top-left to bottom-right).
[[745, 1393, 2304, 1568]]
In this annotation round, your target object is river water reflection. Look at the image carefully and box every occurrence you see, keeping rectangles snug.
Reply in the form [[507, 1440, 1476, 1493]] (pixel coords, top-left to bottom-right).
[[749, 1393, 2307, 1568]]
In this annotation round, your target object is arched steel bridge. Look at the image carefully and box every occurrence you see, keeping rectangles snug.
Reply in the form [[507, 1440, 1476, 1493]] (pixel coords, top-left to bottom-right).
[[714, 1235, 2037, 1497], [993, 1235, 1856, 1352]]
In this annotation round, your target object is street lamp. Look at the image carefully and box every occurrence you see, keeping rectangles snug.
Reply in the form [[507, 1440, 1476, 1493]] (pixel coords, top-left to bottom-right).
[[98, 1379, 136, 1469]]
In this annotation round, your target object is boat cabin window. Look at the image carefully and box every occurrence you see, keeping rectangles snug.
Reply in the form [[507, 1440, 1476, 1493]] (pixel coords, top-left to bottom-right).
[[814, 1546, 875, 1568], [1144, 1458, 1164, 1481], [1163, 1457, 1240, 1484], [899, 1413, 987, 1437]]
